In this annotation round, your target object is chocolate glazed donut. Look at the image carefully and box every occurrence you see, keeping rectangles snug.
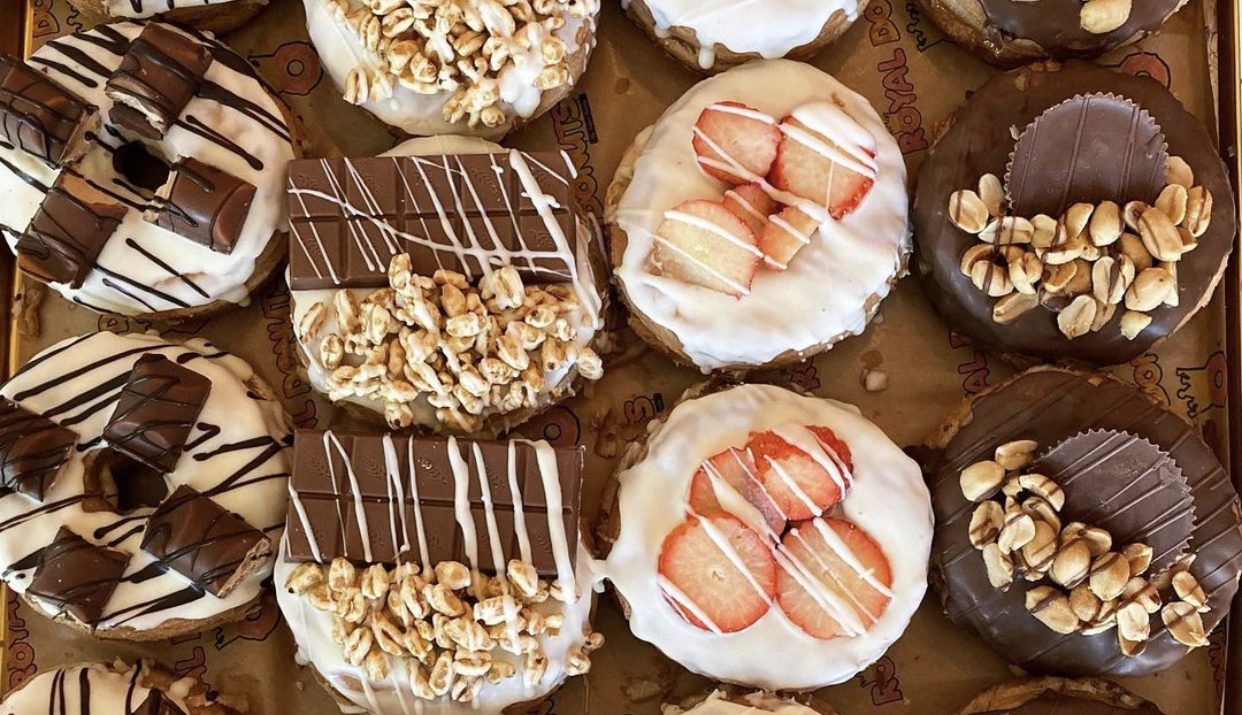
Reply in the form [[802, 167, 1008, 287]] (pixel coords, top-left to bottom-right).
[[912, 61, 1235, 366]]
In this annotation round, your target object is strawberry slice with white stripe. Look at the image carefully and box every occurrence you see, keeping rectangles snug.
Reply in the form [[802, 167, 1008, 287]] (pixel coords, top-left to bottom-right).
[[771, 105, 877, 220], [658, 513, 776, 633], [723, 183, 779, 234], [692, 102, 782, 185], [758, 206, 821, 270], [748, 426, 854, 521], [651, 199, 763, 297], [686, 447, 787, 535]]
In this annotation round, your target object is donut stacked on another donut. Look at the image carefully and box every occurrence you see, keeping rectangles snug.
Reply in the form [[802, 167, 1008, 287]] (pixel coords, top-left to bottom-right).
[[0, 660, 242, 715], [0, 331, 292, 639], [607, 60, 909, 372], [600, 383, 932, 691], [0, 22, 297, 319]]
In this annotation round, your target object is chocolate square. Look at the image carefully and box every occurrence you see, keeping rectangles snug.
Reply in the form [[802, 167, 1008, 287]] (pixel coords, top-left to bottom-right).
[[16, 176, 125, 288], [103, 354, 211, 473], [142, 485, 271, 597], [29, 527, 129, 626], [0, 54, 97, 166], [105, 24, 212, 138], [0, 398, 77, 501], [147, 157, 255, 254]]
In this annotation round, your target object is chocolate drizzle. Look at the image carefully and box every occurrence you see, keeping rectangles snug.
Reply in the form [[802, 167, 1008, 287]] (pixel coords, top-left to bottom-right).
[[148, 157, 255, 254], [104, 24, 212, 139], [16, 175, 125, 288], [103, 354, 212, 473], [28, 527, 129, 626], [0, 54, 96, 166], [0, 398, 77, 501]]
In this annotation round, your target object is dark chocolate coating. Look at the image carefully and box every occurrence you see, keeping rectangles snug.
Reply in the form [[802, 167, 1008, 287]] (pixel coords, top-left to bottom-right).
[[152, 157, 255, 254], [142, 484, 270, 597], [927, 368, 1242, 676], [913, 62, 1236, 365], [0, 54, 95, 165], [105, 24, 212, 138], [103, 354, 211, 473], [978, 0, 1182, 59], [28, 527, 129, 626], [0, 397, 77, 501], [16, 176, 125, 288]]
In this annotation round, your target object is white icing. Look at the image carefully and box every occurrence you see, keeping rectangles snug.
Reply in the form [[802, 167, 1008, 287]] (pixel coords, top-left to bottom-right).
[[288, 137, 604, 430], [623, 0, 860, 70], [0, 22, 294, 315], [663, 690, 822, 715], [612, 60, 910, 371], [100, 0, 256, 19], [302, 0, 598, 137], [604, 384, 932, 691], [0, 331, 291, 632], [0, 661, 198, 714]]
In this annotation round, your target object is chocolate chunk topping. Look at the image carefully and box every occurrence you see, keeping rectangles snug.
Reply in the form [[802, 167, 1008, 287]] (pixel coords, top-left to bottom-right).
[[142, 484, 271, 597], [105, 24, 212, 139], [1007, 94, 1167, 216], [286, 430, 582, 577], [148, 157, 255, 254], [287, 151, 579, 290], [103, 354, 211, 473], [0, 54, 96, 166], [16, 175, 125, 288], [0, 398, 77, 501], [29, 527, 129, 626]]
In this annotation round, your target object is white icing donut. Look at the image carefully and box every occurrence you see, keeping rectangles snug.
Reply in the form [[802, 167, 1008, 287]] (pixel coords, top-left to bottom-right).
[[604, 384, 932, 691], [287, 138, 606, 433], [611, 60, 910, 371], [0, 661, 209, 715], [0, 22, 294, 316], [98, 0, 252, 20], [624, 0, 861, 70], [666, 690, 824, 715], [0, 331, 291, 634], [303, 0, 600, 138]]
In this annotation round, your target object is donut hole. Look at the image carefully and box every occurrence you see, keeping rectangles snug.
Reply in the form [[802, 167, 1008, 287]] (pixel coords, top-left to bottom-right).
[[112, 141, 171, 195], [83, 448, 170, 513]]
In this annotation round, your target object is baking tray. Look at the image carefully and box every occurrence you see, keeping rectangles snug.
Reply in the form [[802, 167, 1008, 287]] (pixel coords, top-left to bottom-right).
[[0, 1, 1239, 713]]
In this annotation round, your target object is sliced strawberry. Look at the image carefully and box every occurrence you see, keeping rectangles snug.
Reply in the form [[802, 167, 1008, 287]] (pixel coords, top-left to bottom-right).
[[723, 183, 779, 235], [808, 426, 854, 474], [687, 448, 786, 535], [758, 206, 820, 270], [748, 429, 848, 521], [770, 116, 875, 219], [658, 513, 776, 633], [776, 517, 893, 639], [651, 199, 762, 297], [692, 102, 782, 185]]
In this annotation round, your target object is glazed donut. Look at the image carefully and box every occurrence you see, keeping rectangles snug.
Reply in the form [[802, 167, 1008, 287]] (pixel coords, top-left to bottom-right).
[[303, 0, 600, 138], [606, 60, 909, 372], [667, 690, 838, 715], [600, 383, 932, 691], [622, 0, 860, 73], [275, 429, 600, 715], [0, 22, 298, 320], [0, 660, 242, 715], [955, 677, 1169, 715], [285, 137, 608, 436], [0, 331, 292, 639]]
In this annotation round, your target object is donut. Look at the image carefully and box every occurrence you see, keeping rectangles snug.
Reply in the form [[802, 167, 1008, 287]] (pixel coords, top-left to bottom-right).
[[622, 0, 861, 73], [64, 0, 267, 34], [303, 0, 601, 138], [275, 429, 601, 715], [915, 0, 1188, 65], [285, 137, 609, 436], [955, 677, 1168, 715], [0, 660, 242, 715], [666, 689, 838, 715], [925, 367, 1242, 676], [913, 62, 1235, 366], [599, 382, 932, 691], [606, 60, 909, 372], [0, 22, 299, 320], [0, 331, 292, 639]]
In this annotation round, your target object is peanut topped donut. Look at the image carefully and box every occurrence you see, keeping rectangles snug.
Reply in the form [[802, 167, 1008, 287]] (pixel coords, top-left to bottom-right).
[[0, 660, 241, 715], [0, 23, 297, 319], [601, 383, 932, 691], [607, 60, 909, 372], [0, 331, 292, 639]]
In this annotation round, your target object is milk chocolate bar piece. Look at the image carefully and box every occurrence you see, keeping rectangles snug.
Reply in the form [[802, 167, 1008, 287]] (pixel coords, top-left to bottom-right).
[[287, 152, 579, 290], [142, 485, 271, 597], [147, 157, 255, 254], [16, 176, 125, 288], [103, 354, 211, 473], [29, 527, 129, 626], [105, 24, 212, 139], [0, 54, 97, 166], [0, 398, 77, 501], [285, 430, 582, 576]]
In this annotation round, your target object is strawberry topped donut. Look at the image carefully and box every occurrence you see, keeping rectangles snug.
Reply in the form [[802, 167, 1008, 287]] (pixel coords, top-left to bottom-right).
[[599, 383, 932, 690], [606, 60, 909, 372]]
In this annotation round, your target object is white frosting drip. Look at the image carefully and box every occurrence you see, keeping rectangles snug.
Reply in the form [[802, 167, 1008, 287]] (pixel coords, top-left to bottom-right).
[[0, 23, 294, 315], [612, 60, 910, 371], [604, 384, 932, 691], [0, 661, 198, 714], [663, 690, 822, 715], [100, 0, 255, 19], [622, 0, 860, 70], [0, 331, 291, 633], [302, 0, 598, 137]]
